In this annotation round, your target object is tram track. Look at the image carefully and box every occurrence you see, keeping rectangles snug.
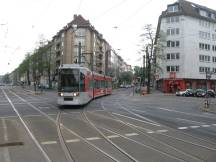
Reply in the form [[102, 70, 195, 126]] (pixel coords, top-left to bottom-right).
[[6, 88, 121, 162], [6, 87, 216, 161], [117, 98, 216, 146], [99, 97, 215, 162], [80, 108, 139, 162], [98, 101, 206, 162]]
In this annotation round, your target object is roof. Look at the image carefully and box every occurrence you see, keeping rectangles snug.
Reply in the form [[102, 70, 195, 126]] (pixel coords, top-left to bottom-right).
[[161, 0, 216, 23]]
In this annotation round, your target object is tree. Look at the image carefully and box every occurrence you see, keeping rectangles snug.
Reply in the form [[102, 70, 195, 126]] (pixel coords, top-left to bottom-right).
[[119, 71, 133, 85], [139, 24, 166, 93]]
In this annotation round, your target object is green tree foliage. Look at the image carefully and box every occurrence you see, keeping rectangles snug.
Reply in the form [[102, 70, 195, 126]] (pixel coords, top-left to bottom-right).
[[119, 71, 133, 84]]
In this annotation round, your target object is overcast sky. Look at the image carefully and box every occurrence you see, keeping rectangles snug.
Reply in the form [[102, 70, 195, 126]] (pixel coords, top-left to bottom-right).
[[0, 0, 215, 75]]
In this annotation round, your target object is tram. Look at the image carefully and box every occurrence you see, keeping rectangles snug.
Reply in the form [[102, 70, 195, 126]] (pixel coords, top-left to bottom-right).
[[57, 64, 112, 105]]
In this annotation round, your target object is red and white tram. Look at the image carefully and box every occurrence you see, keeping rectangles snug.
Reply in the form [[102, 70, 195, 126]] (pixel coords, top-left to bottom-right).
[[57, 64, 112, 105]]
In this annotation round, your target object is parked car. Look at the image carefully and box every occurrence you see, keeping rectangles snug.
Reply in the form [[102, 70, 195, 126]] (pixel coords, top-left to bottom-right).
[[194, 89, 206, 97], [206, 89, 215, 97], [176, 89, 194, 96]]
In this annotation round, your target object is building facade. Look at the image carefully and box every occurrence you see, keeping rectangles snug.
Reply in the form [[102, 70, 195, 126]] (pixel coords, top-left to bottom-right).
[[156, 0, 216, 92], [52, 15, 112, 77]]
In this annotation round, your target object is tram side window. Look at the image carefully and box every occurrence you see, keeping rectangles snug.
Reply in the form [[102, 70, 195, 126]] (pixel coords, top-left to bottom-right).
[[108, 81, 112, 88], [88, 80, 93, 88]]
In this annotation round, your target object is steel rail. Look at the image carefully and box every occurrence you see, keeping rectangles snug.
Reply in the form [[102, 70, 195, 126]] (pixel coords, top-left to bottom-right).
[[8, 89, 119, 162], [1, 88, 53, 162], [56, 111, 76, 162], [97, 101, 206, 162], [81, 109, 139, 162]]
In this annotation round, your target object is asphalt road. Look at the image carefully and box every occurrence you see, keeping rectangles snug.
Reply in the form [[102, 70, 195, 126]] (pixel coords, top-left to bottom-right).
[[0, 86, 216, 162]]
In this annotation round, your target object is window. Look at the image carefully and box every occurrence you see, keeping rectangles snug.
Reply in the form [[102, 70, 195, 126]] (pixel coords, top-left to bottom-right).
[[166, 53, 180, 60], [171, 53, 175, 59], [176, 53, 180, 59], [167, 28, 179, 36], [167, 53, 170, 59], [200, 10, 207, 17], [199, 31, 210, 39], [199, 43, 210, 50], [199, 55, 210, 62], [176, 41, 180, 47], [212, 45, 216, 51], [166, 16, 179, 23], [213, 34, 216, 41], [199, 67, 205, 73], [167, 5, 179, 12], [213, 68, 216, 73], [166, 66, 179, 72], [167, 40, 180, 47], [176, 28, 179, 35], [213, 57, 216, 62]]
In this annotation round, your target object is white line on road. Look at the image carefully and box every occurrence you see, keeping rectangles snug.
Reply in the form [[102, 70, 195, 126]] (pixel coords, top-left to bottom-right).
[[66, 139, 80, 143], [155, 130, 168, 133], [176, 118, 205, 125], [190, 126, 200, 129], [125, 133, 139, 137], [2, 89, 52, 162], [212, 124, 216, 126], [178, 127, 188, 130], [147, 131, 154, 134], [201, 125, 210, 128], [107, 135, 119, 139], [112, 112, 160, 126], [41, 141, 57, 145], [86, 137, 101, 141]]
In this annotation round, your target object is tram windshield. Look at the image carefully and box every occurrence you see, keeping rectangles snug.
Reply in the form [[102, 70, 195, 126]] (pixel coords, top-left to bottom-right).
[[58, 69, 79, 92]]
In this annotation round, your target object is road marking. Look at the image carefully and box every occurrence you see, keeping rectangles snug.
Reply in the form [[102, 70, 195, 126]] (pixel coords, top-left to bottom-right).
[[107, 135, 119, 139], [152, 106, 215, 119], [2, 89, 52, 162], [176, 118, 205, 125], [125, 133, 139, 137], [66, 139, 80, 143], [212, 124, 216, 126], [112, 112, 160, 126], [156, 130, 168, 133], [178, 127, 188, 130], [86, 137, 101, 141], [2, 119, 11, 162], [201, 125, 210, 128], [147, 131, 154, 134], [38, 106, 50, 109], [190, 126, 200, 129], [41, 141, 57, 145]]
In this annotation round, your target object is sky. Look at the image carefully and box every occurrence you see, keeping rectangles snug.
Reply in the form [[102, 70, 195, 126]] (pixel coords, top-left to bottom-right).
[[0, 0, 215, 75]]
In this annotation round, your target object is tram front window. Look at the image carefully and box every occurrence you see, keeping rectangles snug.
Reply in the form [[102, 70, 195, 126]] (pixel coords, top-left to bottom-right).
[[59, 69, 79, 92]]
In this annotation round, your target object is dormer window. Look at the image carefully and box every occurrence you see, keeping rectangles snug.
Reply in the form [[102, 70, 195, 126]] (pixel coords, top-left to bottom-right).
[[167, 5, 179, 12], [199, 10, 207, 17]]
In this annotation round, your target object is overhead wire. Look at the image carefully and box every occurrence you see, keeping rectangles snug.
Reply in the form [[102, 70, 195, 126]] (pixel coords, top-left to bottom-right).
[[77, 0, 84, 14]]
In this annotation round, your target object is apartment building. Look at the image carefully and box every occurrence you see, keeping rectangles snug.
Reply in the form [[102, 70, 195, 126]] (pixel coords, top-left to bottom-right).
[[52, 15, 111, 76], [156, 0, 216, 92]]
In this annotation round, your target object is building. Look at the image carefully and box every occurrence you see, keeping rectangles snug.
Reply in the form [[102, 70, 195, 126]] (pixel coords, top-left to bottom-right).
[[52, 15, 112, 76], [156, 0, 216, 93]]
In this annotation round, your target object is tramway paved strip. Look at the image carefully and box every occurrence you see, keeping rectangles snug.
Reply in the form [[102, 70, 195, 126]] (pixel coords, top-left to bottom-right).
[[1, 89, 52, 162], [8, 89, 121, 162], [1, 119, 11, 162]]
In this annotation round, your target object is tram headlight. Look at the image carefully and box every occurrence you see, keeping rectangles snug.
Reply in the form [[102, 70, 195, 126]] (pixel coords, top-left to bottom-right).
[[58, 92, 64, 97], [73, 92, 79, 97]]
